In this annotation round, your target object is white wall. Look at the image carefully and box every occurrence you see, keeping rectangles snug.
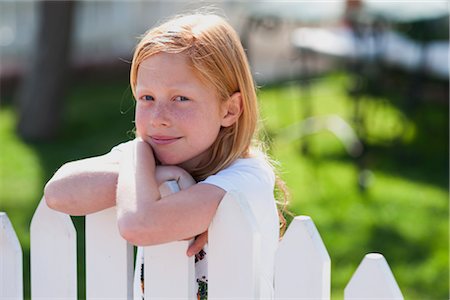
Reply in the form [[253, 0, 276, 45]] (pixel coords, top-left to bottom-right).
[[0, 1, 249, 78]]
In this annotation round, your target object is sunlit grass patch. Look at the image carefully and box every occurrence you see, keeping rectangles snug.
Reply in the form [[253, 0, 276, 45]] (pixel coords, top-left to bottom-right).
[[258, 73, 448, 299]]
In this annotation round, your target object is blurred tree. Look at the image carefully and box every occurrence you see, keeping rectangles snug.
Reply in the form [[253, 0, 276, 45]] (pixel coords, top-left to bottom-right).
[[17, 1, 75, 141]]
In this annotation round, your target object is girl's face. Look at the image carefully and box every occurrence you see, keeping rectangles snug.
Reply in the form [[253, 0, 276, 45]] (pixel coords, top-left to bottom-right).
[[135, 52, 226, 171]]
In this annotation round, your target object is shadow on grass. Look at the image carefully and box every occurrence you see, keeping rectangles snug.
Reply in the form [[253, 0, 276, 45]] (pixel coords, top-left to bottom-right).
[[295, 104, 449, 191]]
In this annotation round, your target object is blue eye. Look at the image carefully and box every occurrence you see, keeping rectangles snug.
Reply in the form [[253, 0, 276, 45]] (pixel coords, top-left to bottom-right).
[[141, 95, 154, 101], [175, 96, 190, 102]]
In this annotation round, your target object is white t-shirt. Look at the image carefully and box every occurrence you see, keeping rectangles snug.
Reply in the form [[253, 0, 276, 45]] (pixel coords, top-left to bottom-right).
[[109, 141, 280, 299]]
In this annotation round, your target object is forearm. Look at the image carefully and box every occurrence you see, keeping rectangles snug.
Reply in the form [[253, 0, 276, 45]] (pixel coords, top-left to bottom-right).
[[116, 140, 203, 245], [116, 139, 160, 226], [44, 158, 118, 215]]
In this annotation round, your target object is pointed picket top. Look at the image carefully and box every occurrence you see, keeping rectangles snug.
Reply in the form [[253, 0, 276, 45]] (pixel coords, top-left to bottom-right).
[[274, 215, 331, 299], [86, 207, 134, 300], [208, 191, 261, 299], [30, 197, 77, 299], [345, 253, 403, 299], [0, 212, 23, 299]]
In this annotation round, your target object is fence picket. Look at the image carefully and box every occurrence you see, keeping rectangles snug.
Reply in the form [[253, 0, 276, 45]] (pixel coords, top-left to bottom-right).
[[344, 253, 403, 299], [0, 212, 23, 300], [143, 180, 196, 299], [144, 241, 196, 299], [274, 215, 331, 299], [208, 191, 261, 299], [30, 198, 77, 299], [86, 207, 134, 300], [1, 190, 407, 299], [133, 246, 144, 300]]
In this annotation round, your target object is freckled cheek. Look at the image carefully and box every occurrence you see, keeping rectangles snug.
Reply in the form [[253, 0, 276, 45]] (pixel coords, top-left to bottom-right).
[[134, 108, 148, 134], [171, 108, 198, 124]]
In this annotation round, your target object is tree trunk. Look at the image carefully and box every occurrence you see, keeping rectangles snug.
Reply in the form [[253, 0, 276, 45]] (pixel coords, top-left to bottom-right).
[[17, 1, 75, 141]]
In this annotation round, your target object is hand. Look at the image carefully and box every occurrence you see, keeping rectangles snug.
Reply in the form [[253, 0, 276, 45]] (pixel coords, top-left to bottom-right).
[[186, 230, 208, 257], [154, 164, 200, 256], [155, 165, 196, 190]]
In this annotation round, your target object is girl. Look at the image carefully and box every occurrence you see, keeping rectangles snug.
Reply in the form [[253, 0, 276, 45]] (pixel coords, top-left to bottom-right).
[[44, 13, 288, 299]]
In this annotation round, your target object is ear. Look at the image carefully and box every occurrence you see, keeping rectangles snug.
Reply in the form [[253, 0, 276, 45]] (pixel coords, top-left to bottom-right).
[[220, 92, 242, 127]]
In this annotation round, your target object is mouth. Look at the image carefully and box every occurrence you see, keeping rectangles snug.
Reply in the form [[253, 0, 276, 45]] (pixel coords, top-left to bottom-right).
[[150, 135, 182, 145]]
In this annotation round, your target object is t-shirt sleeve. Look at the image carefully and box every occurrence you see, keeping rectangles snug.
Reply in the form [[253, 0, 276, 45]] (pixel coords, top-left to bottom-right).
[[200, 155, 277, 223], [201, 158, 275, 191], [104, 140, 134, 161]]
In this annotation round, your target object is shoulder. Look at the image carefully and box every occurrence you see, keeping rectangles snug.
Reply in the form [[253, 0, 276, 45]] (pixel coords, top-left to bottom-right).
[[109, 139, 135, 153], [201, 151, 275, 194], [104, 139, 135, 161]]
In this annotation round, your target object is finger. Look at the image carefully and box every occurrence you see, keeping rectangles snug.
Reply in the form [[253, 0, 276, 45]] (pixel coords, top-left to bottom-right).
[[186, 232, 208, 257], [178, 175, 196, 190]]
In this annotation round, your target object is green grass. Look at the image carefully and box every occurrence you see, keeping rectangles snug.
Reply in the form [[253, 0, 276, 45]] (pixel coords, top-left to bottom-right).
[[1, 73, 448, 299], [258, 74, 449, 299], [0, 79, 135, 299]]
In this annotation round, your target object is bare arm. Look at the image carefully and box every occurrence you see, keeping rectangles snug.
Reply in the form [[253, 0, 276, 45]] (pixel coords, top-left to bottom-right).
[[44, 153, 120, 215], [116, 139, 224, 246]]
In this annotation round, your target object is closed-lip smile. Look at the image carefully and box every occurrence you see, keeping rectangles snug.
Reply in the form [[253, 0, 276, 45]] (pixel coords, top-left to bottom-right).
[[150, 135, 181, 145]]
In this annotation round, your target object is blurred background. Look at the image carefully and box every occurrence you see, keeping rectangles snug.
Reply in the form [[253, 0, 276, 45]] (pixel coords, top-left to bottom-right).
[[0, 0, 448, 299]]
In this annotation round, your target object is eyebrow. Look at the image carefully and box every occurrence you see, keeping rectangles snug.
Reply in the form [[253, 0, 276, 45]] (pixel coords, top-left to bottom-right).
[[135, 83, 198, 95]]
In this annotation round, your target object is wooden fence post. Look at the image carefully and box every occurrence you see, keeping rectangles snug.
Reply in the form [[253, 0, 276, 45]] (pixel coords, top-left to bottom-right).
[[144, 240, 196, 299], [144, 181, 196, 299], [86, 207, 134, 299], [274, 215, 331, 299], [0, 212, 23, 299], [208, 191, 261, 299], [30, 198, 77, 299], [345, 253, 403, 299]]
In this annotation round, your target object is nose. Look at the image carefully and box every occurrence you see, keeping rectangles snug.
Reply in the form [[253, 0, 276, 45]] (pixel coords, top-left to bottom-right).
[[149, 102, 171, 128]]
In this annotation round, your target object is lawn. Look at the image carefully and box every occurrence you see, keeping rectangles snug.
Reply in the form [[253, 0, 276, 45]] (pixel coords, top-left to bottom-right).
[[0, 73, 448, 299], [258, 73, 449, 299]]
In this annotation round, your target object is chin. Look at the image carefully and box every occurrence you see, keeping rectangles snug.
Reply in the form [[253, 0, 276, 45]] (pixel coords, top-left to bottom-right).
[[156, 155, 184, 166]]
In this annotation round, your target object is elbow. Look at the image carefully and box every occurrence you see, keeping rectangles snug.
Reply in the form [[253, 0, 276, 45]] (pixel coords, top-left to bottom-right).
[[44, 163, 71, 211], [117, 214, 160, 246], [44, 175, 76, 214], [44, 180, 62, 211], [117, 216, 138, 244]]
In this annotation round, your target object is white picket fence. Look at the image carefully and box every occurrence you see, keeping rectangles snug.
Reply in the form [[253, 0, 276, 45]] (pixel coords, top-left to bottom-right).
[[1, 181, 404, 299]]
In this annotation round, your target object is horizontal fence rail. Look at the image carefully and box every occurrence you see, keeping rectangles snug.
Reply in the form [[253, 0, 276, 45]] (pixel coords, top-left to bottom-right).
[[2, 183, 404, 299]]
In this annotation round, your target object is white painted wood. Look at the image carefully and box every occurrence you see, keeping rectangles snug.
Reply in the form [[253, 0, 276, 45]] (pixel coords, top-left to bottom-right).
[[86, 207, 134, 300], [0, 212, 23, 299], [19, 186, 407, 299], [30, 197, 77, 299], [144, 180, 196, 299], [208, 192, 261, 299], [274, 215, 331, 299], [144, 241, 196, 299], [133, 246, 144, 300], [344, 253, 404, 299]]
